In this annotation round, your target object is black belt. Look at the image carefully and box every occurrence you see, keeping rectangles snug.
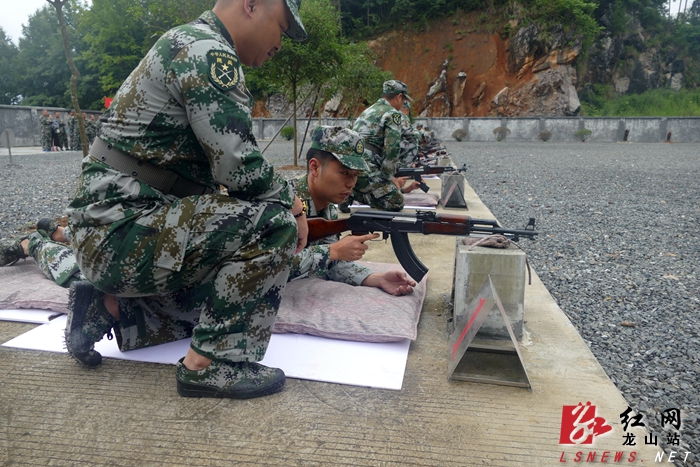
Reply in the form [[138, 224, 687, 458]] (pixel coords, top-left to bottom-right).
[[89, 137, 215, 198]]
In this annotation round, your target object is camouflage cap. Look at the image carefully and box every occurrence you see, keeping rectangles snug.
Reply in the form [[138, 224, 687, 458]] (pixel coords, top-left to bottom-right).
[[383, 80, 412, 101], [310, 126, 370, 172], [283, 0, 308, 42]]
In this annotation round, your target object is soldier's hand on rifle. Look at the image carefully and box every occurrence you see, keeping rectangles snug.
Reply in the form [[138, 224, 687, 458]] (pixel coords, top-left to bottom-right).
[[392, 176, 408, 190], [362, 270, 417, 296], [401, 180, 422, 194], [292, 195, 308, 254], [329, 233, 380, 261]]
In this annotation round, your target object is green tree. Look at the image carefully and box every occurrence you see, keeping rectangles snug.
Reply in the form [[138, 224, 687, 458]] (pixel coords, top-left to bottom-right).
[[336, 41, 393, 118], [0, 28, 19, 104], [46, 0, 91, 155], [256, 0, 345, 165], [78, 0, 153, 99], [14, 5, 76, 107]]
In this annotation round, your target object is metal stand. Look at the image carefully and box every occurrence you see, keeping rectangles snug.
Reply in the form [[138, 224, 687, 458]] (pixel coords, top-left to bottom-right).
[[447, 276, 532, 390], [440, 172, 468, 209]]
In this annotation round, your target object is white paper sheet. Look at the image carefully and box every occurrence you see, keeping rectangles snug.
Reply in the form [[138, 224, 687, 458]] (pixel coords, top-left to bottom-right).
[[0, 309, 63, 324], [2, 313, 410, 390], [350, 204, 436, 210]]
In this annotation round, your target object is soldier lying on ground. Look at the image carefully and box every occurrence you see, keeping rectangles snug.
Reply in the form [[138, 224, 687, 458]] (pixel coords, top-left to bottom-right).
[[288, 125, 416, 296]]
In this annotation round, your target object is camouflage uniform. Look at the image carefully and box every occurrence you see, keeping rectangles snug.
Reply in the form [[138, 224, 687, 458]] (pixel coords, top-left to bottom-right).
[[66, 10, 299, 362], [399, 112, 418, 167], [350, 80, 414, 211], [86, 118, 97, 146], [55, 115, 68, 149], [39, 114, 52, 151], [27, 230, 85, 287], [289, 175, 372, 285], [68, 115, 80, 151]]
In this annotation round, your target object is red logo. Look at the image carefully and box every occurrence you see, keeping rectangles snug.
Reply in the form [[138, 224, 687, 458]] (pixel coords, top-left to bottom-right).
[[560, 402, 613, 444]]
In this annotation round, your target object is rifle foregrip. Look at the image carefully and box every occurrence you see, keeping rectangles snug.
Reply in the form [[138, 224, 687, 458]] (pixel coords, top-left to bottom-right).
[[391, 232, 428, 283]]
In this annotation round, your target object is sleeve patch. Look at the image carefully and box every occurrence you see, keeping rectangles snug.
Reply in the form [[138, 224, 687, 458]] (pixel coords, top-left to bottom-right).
[[207, 50, 241, 92], [391, 113, 401, 126]]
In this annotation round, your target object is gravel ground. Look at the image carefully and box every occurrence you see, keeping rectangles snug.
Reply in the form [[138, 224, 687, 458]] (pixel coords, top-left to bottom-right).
[[1, 141, 698, 464], [446, 141, 699, 466]]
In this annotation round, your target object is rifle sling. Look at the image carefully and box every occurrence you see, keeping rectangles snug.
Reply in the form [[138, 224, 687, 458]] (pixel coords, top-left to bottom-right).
[[89, 137, 215, 198]]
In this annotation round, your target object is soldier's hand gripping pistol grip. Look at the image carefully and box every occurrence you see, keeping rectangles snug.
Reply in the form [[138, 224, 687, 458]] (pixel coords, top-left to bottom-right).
[[394, 165, 467, 193], [306, 210, 539, 282]]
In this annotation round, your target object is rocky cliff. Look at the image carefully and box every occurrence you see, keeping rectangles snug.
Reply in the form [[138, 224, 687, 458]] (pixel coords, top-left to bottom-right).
[[256, 10, 686, 118]]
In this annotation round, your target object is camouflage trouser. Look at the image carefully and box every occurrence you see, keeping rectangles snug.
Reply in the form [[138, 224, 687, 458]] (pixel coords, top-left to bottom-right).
[[27, 231, 85, 287], [41, 129, 52, 151], [347, 172, 405, 212], [71, 194, 297, 363]]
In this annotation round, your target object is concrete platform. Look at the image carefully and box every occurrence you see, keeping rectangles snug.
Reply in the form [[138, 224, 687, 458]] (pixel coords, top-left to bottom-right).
[[0, 178, 662, 466]]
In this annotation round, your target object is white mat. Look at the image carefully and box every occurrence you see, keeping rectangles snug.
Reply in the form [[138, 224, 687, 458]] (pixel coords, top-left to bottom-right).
[[2, 314, 411, 390]]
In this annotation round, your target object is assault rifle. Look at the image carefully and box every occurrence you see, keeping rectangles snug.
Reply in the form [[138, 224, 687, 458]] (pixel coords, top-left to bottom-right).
[[395, 164, 467, 193], [307, 210, 538, 282]]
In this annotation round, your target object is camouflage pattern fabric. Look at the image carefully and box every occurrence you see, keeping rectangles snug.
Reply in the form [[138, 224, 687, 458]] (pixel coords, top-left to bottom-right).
[[56, 117, 68, 149], [66, 10, 298, 362], [351, 98, 406, 211], [69, 116, 82, 151], [26, 231, 85, 287], [86, 119, 97, 146], [288, 175, 371, 285], [39, 115, 52, 151], [399, 113, 418, 167]]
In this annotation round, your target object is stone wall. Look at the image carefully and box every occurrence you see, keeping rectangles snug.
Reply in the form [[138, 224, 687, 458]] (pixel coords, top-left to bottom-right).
[[2, 105, 699, 145], [0, 105, 103, 147], [255, 116, 700, 143]]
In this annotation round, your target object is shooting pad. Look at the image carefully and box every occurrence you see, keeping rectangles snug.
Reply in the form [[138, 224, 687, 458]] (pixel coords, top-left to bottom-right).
[[1, 259, 423, 390]]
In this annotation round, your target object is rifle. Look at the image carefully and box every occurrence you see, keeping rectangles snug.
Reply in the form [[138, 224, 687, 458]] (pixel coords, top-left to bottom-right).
[[395, 164, 467, 193], [307, 210, 538, 282]]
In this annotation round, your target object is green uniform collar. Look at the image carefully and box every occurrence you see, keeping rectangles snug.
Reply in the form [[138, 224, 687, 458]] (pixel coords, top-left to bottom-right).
[[199, 10, 235, 48]]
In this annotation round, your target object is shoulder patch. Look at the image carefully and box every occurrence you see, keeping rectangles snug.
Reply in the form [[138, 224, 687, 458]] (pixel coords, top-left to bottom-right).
[[391, 113, 401, 126], [207, 50, 240, 92], [354, 139, 364, 155]]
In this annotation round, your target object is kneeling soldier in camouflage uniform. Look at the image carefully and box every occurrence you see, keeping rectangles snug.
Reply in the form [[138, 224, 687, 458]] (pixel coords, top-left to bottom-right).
[[289, 126, 416, 295], [343, 80, 421, 212], [64, 0, 309, 400]]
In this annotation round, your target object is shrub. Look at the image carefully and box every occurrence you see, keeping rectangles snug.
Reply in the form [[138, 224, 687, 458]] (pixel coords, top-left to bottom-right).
[[280, 126, 295, 141], [452, 129, 468, 142], [575, 129, 592, 142], [538, 130, 552, 142], [493, 126, 511, 142]]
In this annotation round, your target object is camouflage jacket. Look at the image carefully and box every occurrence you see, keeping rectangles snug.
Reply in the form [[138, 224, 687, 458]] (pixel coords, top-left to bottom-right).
[[67, 10, 294, 229], [399, 113, 418, 167], [352, 98, 403, 179], [288, 175, 372, 285]]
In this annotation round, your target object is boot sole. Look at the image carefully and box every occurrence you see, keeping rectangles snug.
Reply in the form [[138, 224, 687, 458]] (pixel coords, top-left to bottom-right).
[[176, 375, 286, 399]]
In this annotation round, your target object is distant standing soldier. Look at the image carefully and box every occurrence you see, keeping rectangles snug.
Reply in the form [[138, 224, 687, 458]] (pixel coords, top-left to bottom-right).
[[342, 80, 420, 212], [86, 114, 97, 145], [67, 111, 76, 150], [39, 110, 52, 152], [54, 112, 68, 150]]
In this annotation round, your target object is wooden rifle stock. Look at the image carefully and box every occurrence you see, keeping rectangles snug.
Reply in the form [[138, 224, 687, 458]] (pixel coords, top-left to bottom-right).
[[306, 218, 351, 243]]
